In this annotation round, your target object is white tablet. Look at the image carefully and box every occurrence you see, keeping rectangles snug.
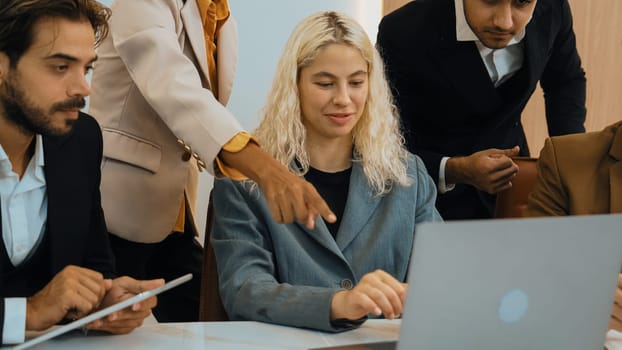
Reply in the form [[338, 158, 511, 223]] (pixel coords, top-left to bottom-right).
[[14, 273, 193, 350]]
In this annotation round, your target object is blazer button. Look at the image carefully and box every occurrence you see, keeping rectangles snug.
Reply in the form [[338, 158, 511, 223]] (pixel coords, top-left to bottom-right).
[[182, 151, 191, 161], [196, 159, 206, 171], [340, 279, 354, 290]]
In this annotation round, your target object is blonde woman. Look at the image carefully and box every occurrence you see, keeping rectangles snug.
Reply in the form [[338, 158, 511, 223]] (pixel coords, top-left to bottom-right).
[[211, 11, 442, 332]]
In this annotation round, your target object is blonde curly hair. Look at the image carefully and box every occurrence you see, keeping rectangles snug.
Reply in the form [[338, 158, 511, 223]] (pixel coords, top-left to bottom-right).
[[254, 11, 411, 195]]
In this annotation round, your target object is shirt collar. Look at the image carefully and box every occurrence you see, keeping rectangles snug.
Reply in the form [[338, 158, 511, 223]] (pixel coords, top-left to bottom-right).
[[0, 141, 11, 176], [0, 135, 45, 180], [454, 0, 527, 45], [32, 135, 45, 183]]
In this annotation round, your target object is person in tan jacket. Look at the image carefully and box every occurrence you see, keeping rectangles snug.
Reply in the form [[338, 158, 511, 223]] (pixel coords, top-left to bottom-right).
[[89, 0, 334, 322], [525, 121, 622, 331]]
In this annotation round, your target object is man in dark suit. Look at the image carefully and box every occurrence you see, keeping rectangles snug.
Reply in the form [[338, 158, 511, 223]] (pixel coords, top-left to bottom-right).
[[0, 0, 162, 345], [377, 0, 586, 220]]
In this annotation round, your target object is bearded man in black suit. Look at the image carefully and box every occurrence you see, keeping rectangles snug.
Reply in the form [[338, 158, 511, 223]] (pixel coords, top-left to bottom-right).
[[0, 0, 163, 345]]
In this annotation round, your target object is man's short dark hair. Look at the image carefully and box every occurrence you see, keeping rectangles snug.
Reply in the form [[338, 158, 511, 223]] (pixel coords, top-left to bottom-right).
[[0, 0, 111, 65]]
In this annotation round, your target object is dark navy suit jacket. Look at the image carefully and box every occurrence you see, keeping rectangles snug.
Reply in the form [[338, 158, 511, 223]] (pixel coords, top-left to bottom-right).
[[377, 0, 586, 220]]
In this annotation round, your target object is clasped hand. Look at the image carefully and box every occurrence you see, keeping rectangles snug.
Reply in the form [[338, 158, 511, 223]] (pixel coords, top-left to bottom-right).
[[446, 146, 520, 194]]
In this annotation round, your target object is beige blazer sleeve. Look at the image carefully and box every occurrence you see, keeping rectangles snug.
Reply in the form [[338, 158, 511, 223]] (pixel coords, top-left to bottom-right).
[[89, 0, 244, 242], [108, 0, 242, 169]]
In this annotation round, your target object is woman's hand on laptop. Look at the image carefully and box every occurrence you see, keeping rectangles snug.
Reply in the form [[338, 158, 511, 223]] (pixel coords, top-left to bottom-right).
[[330, 270, 407, 321], [85, 276, 164, 334], [609, 273, 622, 331]]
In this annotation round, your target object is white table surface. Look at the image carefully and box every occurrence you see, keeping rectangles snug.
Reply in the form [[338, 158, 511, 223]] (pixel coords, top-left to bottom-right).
[[15, 320, 399, 350], [7, 320, 622, 350]]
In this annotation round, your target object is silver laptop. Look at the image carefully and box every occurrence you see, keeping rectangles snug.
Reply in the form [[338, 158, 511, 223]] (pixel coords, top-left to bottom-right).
[[311, 214, 622, 350]]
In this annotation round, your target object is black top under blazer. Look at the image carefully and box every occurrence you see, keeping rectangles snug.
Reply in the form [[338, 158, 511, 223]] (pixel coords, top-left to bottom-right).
[[377, 0, 586, 220]]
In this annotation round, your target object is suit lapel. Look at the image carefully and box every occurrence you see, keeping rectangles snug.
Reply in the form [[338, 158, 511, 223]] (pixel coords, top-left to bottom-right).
[[429, 2, 501, 116], [522, 1, 551, 92], [335, 163, 382, 251], [216, 17, 237, 105], [609, 126, 622, 213], [0, 206, 8, 268], [288, 162, 340, 255], [434, 44, 501, 116], [43, 135, 86, 274], [294, 219, 343, 260], [293, 163, 381, 257], [180, 0, 211, 88], [610, 163, 622, 213]]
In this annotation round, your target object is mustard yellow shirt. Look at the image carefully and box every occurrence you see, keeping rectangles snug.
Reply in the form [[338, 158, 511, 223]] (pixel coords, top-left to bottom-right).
[[173, 1, 254, 233]]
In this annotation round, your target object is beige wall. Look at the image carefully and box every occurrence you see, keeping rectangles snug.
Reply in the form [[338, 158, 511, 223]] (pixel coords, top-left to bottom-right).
[[381, 0, 622, 156]]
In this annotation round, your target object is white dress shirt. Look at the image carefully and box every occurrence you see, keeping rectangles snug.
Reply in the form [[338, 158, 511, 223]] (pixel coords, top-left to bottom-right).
[[438, 0, 529, 193], [1, 135, 47, 344]]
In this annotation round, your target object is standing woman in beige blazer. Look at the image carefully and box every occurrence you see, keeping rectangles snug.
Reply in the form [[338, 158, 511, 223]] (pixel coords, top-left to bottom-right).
[[89, 0, 335, 322], [525, 121, 622, 331]]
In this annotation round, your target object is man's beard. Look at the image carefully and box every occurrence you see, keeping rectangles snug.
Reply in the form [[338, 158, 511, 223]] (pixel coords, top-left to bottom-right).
[[0, 73, 85, 137]]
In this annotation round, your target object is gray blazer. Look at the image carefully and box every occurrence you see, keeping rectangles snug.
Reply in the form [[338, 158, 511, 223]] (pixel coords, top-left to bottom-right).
[[211, 154, 442, 332]]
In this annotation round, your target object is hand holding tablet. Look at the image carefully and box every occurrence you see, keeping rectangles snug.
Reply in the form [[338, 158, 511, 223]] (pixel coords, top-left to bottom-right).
[[15, 273, 192, 350], [84, 275, 165, 334]]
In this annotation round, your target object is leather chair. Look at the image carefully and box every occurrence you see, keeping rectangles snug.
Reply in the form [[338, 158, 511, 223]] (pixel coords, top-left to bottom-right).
[[198, 191, 229, 321], [494, 157, 539, 218]]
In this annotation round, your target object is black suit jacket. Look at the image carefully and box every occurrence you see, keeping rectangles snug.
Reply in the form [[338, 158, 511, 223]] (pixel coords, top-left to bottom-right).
[[377, 0, 586, 220], [0, 113, 115, 342]]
